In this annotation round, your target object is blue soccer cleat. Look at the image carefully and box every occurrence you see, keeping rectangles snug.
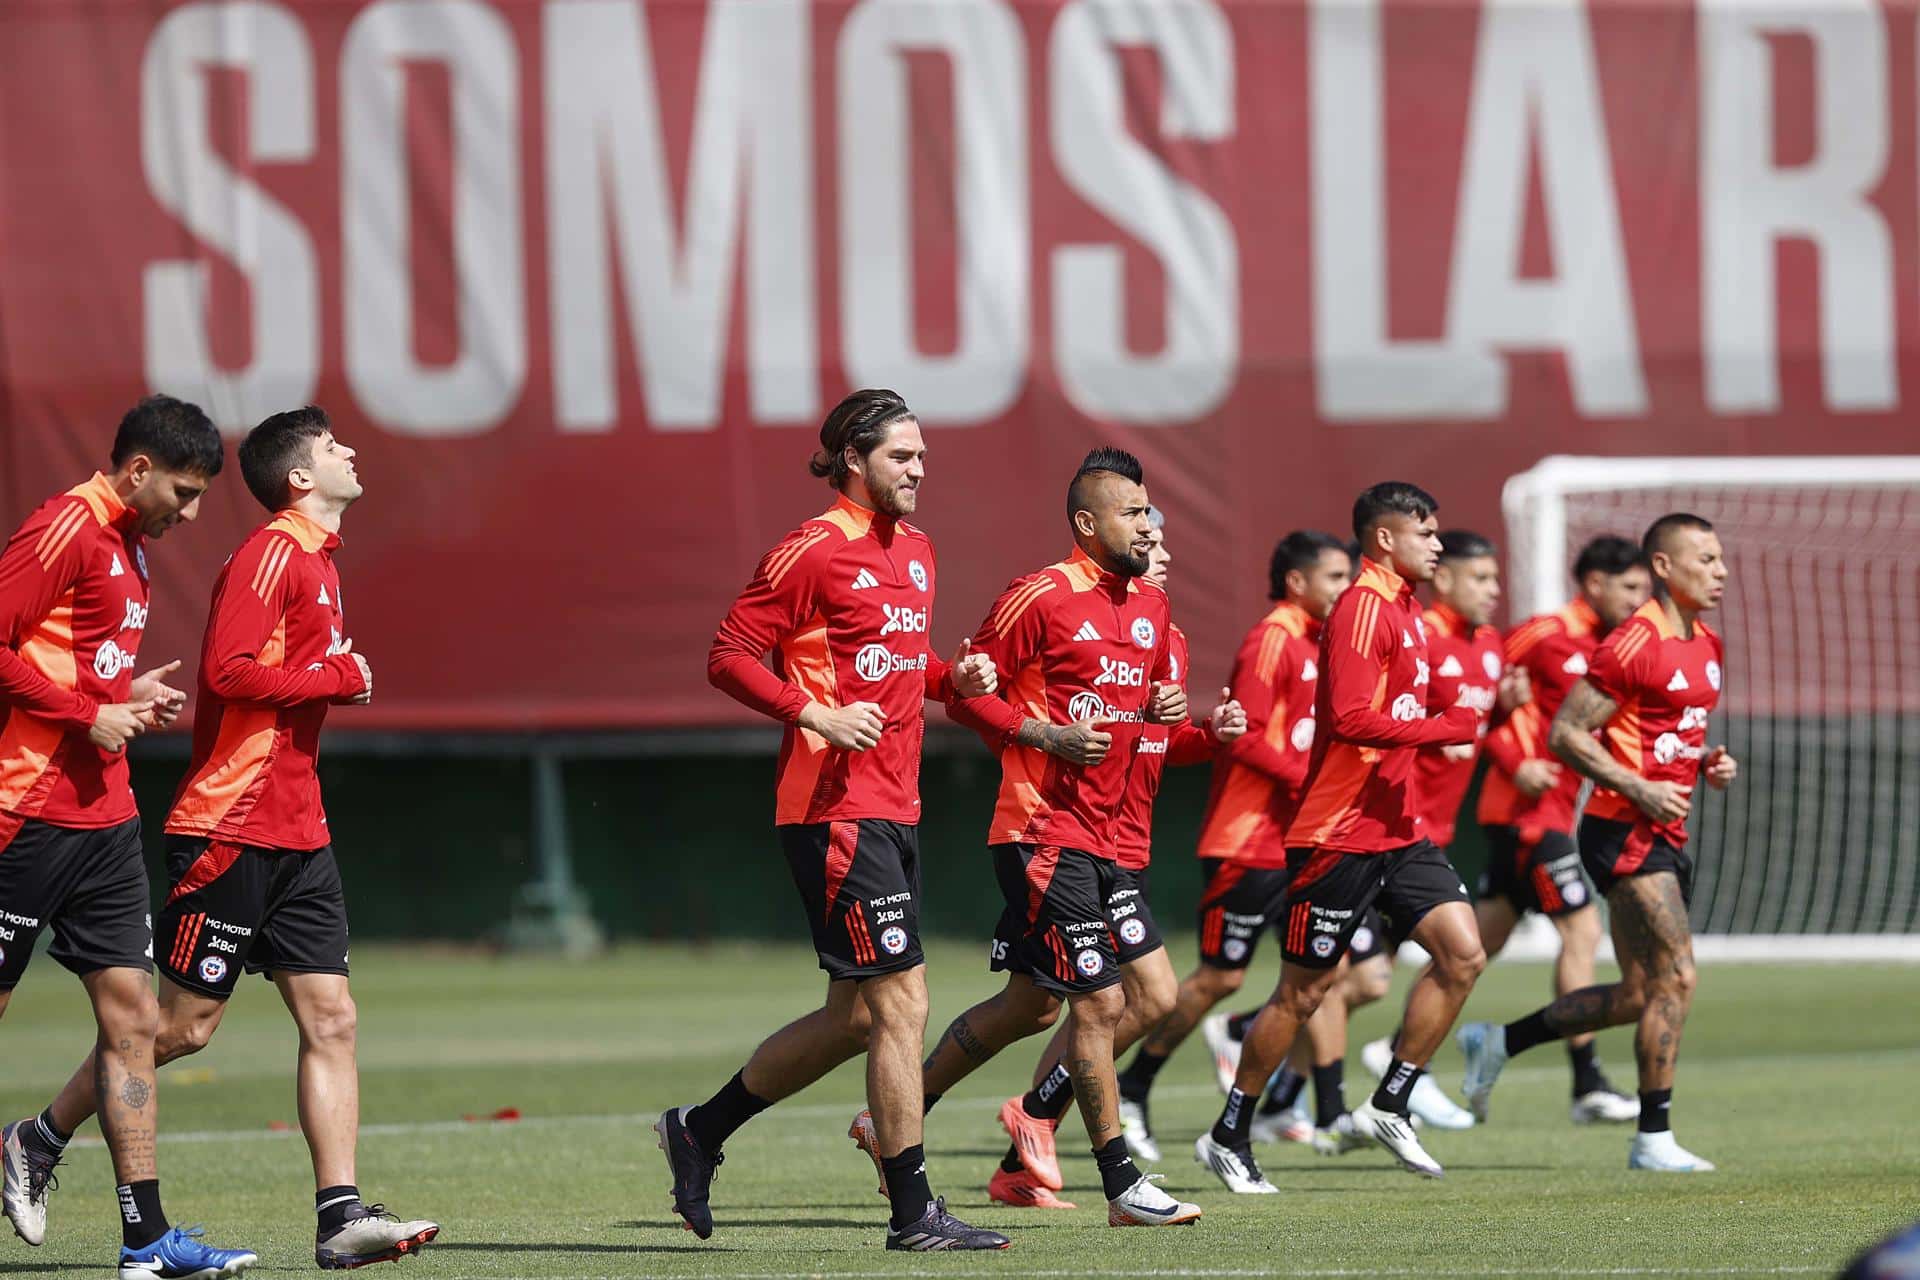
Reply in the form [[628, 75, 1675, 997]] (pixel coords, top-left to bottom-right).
[[119, 1225, 257, 1279]]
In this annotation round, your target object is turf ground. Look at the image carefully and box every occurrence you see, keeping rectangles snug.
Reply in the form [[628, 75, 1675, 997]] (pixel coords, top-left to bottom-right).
[[0, 940, 1914, 1278]]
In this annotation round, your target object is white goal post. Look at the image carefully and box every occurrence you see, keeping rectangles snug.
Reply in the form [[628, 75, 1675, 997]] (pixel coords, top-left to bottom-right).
[[1497, 455, 1920, 962]]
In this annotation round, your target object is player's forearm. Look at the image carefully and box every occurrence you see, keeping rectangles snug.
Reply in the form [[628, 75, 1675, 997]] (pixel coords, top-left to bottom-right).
[[1167, 722, 1216, 766], [204, 654, 356, 708], [1547, 717, 1639, 795], [707, 649, 808, 723], [922, 655, 954, 703], [945, 693, 1024, 751], [1225, 731, 1300, 784], [1482, 728, 1528, 777], [0, 647, 99, 729], [1329, 704, 1474, 748]]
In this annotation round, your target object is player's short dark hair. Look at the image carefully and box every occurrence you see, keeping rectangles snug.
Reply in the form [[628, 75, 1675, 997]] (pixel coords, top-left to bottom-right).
[[1352, 481, 1438, 545], [1067, 446, 1145, 522], [1268, 530, 1347, 600], [810, 389, 915, 488], [1643, 512, 1715, 560], [1438, 529, 1496, 563], [240, 405, 331, 511], [110, 395, 223, 477], [1571, 534, 1647, 580]]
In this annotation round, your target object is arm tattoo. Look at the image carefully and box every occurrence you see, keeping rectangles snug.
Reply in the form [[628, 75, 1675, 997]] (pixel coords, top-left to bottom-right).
[[1548, 680, 1641, 794], [1015, 719, 1059, 753], [119, 1076, 151, 1110]]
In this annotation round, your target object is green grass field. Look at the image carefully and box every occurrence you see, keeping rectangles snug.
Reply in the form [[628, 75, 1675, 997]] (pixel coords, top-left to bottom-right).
[[0, 940, 1915, 1278]]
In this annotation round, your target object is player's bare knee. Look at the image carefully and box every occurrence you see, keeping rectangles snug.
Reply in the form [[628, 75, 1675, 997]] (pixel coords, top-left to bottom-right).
[[1279, 978, 1328, 1022], [1071, 983, 1127, 1030], [301, 992, 357, 1051], [1434, 942, 1487, 990], [1350, 961, 1392, 1006], [158, 1012, 219, 1061], [1196, 966, 1244, 999]]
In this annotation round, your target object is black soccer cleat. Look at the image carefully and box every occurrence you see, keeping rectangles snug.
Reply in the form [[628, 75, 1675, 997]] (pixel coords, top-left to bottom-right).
[[885, 1197, 1012, 1251], [655, 1106, 722, 1240]]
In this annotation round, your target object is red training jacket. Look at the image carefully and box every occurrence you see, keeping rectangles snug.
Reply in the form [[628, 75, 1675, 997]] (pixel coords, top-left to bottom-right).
[[1411, 601, 1503, 846]]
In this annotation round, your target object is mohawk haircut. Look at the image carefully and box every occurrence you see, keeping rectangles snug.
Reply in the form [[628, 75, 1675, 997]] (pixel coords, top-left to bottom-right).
[[1067, 446, 1145, 522]]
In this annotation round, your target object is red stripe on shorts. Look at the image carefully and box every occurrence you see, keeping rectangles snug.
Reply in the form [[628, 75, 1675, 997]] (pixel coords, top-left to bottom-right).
[[166, 843, 245, 906], [821, 821, 859, 925], [1024, 846, 1063, 926], [1615, 820, 1657, 876]]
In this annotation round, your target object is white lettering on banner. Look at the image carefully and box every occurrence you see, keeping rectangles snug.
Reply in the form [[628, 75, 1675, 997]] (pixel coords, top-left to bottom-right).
[[1094, 655, 1145, 688], [544, 0, 814, 432], [838, 0, 1029, 422], [1701, 0, 1894, 413], [1447, 0, 1647, 418], [879, 604, 929, 636], [1310, 0, 1501, 421], [142, 1, 318, 432], [343, 0, 526, 435], [1048, 0, 1238, 422]]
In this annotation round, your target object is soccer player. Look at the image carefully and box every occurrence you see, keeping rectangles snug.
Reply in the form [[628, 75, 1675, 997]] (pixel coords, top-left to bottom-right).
[[1113, 531, 1352, 1155], [1467, 534, 1651, 1123], [0, 395, 259, 1279], [15, 407, 436, 1269], [920, 447, 1209, 1226], [982, 510, 1244, 1209], [661, 389, 1007, 1251], [1459, 515, 1736, 1173], [1351, 530, 1514, 1133], [1194, 482, 1484, 1191]]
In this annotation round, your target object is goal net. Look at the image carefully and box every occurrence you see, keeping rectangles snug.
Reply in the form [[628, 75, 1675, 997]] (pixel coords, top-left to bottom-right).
[[1502, 456, 1920, 957]]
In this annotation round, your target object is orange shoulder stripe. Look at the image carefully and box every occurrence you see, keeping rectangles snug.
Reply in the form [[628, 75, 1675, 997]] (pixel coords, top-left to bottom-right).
[[1351, 593, 1380, 656], [991, 577, 1056, 635], [764, 528, 831, 590], [35, 506, 90, 568]]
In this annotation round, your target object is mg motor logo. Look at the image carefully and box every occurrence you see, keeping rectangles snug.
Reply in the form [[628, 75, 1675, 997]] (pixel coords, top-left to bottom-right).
[[1067, 691, 1107, 722], [1390, 693, 1423, 721], [1094, 656, 1145, 688], [879, 603, 928, 636], [93, 638, 135, 680], [854, 644, 928, 682]]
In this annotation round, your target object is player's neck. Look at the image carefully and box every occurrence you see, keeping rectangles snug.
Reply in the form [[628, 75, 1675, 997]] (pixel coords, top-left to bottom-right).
[[289, 497, 347, 534], [1658, 592, 1697, 638]]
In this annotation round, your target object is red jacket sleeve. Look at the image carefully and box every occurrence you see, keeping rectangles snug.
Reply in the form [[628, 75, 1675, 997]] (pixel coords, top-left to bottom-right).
[[201, 537, 363, 707], [0, 502, 102, 731], [1324, 599, 1476, 748], [1482, 721, 1529, 776], [946, 574, 1053, 749], [1583, 620, 1652, 707], [1167, 721, 1216, 766], [1216, 626, 1302, 786], [706, 527, 828, 725], [922, 654, 954, 703]]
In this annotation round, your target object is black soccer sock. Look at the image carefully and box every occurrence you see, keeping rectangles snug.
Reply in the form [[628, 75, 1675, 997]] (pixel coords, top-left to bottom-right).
[[1637, 1088, 1673, 1135], [882, 1145, 934, 1229], [316, 1185, 365, 1235], [1024, 1062, 1075, 1120], [1225, 1010, 1257, 1042], [26, 1107, 70, 1159], [117, 1180, 169, 1251], [1502, 1009, 1563, 1057], [1258, 1065, 1307, 1116], [1092, 1136, 1139, 1200], [685, 1070, 772, 1153], [998, 1144, 1024, 1174], [1370, 1058, 1424, 1117], [1567, 1040, 1605, 1096], [1117, 1048, 1167, 1100], [1210, 1087, 1255, 1147], [922, 1092, 942, 1115], [1312, 1062, 1347, 1128]]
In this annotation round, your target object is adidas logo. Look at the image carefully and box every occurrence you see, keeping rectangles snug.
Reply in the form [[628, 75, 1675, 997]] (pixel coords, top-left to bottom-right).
[[1438, 655, 1464, 678], [1402, 631, 1414, 648], [1073, 621, 1101, 643], [1302, 658, 1318, 681], [109, 553, 125, 578], [851, 569, 879, 590], [318, 583, 330, 606], [1563, 654, 1588, 676], [1667, 669, 1689, 692]]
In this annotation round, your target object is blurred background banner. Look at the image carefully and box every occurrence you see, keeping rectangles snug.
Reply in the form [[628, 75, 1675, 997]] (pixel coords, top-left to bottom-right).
[[4, 0, 1919, 731]]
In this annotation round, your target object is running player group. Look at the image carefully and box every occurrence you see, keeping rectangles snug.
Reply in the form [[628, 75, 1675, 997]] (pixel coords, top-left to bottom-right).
[[0, 398, 436, 1277], [662, 388, 1739, 1251]]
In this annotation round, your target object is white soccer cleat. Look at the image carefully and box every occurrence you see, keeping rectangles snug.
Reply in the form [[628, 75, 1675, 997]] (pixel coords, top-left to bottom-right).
[[1628, 1131, 1716, 1172], [1192, 1133, 1278, 1194], [1200, 1014, 1242, 1094], [1350, 1101, 1444, 1178], [315, 1205, 439, 1270], [1408, 1074, 1476, 1131], [1106, 1173, 1202, 1226], [1250, 1106, 1314, 1146], [1455, 1021, 1508, 1123], [1118, 1098, 1161, 1164], [1, 1119, 51, 1247], [1310, 1112, 1371, 1156], [1571, 1087, 1641, 1125], [1360, 1036, 1395, 1080]]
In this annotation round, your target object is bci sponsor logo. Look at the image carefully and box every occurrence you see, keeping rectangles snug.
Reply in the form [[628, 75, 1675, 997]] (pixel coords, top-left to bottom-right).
[[1094, 656, 1144, 688], [879, 603, 927, 637]]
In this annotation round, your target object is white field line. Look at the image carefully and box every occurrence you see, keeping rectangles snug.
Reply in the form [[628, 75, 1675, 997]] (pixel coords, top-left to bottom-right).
[[59, 1041, 1919, 1150], [421, 1268, 1836, 1280]]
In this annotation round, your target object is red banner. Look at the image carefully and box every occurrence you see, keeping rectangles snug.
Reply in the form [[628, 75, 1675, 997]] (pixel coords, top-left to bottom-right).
[[3, 0, 1916, 729]]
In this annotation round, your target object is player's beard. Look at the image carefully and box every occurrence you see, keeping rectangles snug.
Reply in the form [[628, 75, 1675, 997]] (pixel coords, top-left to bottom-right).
[[1107, 539, 1149, 578], [875, 479, 918, 518]]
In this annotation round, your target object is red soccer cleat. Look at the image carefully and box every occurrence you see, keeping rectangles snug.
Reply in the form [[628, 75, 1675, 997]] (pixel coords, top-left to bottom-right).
[[987, 1166, 1077, 1209], [997, 1096, 1064, 1191], [848, 1109, 888, 1198]]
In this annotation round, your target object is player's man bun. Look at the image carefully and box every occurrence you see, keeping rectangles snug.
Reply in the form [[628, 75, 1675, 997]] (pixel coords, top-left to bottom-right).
[[811, 389, 915, 488], [1352, 480, 1438, 545], [111, 394, 224, 478], [1269, 530, 1347, 600], [1572, 534, 1648, 580], [240, 405, 331, 512], [1438, 529, 1497, 562]]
